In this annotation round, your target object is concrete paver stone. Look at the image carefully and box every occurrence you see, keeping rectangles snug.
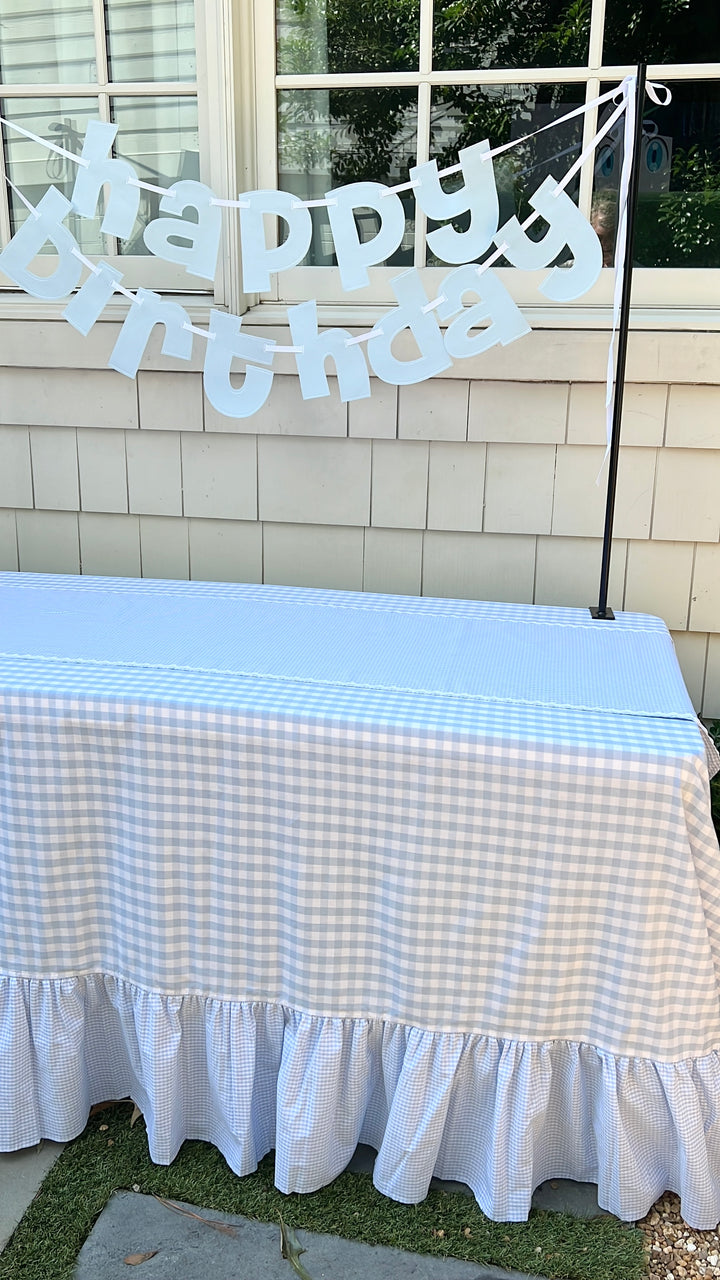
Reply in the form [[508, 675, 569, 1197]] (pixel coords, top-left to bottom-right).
[[74, 1192, 547, 1280], [0, 1141, 65, 1250], [0, 1137, 606, 1278]]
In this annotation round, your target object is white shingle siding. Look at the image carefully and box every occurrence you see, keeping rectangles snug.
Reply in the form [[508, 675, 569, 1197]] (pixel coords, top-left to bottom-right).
[[0, 319, 718, 714]]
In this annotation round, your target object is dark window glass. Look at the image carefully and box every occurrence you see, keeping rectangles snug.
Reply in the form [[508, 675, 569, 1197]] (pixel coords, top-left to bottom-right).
[[594, 81, 720, 267], [277, 88, 417, 268], [602, 0, 720, 66], [433, 0, 591, 71], [427, 84, 585, 265], [276, 0, 420, 75]]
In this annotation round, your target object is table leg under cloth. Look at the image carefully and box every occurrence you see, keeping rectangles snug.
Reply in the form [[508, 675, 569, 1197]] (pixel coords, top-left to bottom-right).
[[1, 573, 720, 1227]]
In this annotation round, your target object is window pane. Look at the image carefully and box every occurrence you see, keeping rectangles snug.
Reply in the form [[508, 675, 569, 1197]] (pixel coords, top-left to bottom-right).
[[433, 0, 590, 71], [427, 84, 585, 265], [2, 99, 104, 252], [111, 96, 199, 254], [277, 88, 417, 268], [276, 0, 420, 75], [106, 0, 196, 83], [594, 82, 720, 268], [602, 0, 720, 65], [0, 1, 96, 85]]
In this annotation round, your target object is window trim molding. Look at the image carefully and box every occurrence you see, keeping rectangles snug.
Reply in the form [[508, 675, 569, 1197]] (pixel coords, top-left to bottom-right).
[[252, 0, 720, 313], [1, 290, 719, 334], [0, 0, 206, 292], [0, 1, 718, 320]]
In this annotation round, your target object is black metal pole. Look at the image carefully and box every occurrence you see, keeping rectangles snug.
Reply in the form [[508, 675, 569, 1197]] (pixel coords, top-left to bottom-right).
[[590, 62, 647, 620]]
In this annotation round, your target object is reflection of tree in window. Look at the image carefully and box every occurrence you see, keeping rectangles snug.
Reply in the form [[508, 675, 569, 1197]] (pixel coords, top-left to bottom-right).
[[597, 82, 720, 268], [277, 87, 417, 266], [602, 0, 720, 64], [277, 0, 420, 74], [276, 0, 720, 270], [432, 0, 591, 69], [427, 84, 584, 265]]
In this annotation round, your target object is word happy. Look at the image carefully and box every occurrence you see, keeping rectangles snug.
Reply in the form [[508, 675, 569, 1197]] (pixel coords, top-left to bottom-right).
[[0, 120, 603, 419]]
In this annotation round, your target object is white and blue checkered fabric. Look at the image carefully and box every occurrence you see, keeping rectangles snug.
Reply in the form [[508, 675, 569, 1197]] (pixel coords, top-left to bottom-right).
[[1, 573, 720, 1227]]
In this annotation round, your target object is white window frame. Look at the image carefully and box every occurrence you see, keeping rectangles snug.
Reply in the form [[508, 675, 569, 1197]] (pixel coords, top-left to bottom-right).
[[0, 0, 718, 323], [243, 0, 720, 319], [0, 0, 207, 293]]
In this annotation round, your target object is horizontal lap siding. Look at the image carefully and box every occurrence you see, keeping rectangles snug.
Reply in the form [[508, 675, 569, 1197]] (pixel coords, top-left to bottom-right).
[[0, 321, 718, 714]]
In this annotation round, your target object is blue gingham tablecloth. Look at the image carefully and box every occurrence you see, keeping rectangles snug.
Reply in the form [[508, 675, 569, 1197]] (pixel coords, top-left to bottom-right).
[[1, 572, 720, 1226]]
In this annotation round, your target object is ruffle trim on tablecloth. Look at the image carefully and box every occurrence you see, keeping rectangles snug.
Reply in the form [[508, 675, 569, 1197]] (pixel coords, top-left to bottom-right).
[[3, 973, 720, 1229]]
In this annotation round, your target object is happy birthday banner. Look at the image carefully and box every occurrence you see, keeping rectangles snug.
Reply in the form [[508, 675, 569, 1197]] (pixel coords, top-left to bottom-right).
[[0, 76, 668, 428]]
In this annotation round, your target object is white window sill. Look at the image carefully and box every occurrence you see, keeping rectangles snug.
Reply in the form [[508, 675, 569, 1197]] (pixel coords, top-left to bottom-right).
[[1, 290, 719, 333]]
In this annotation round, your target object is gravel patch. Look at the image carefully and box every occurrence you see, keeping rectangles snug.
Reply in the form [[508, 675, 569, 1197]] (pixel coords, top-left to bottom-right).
[[638, 1193, 720, 1279]]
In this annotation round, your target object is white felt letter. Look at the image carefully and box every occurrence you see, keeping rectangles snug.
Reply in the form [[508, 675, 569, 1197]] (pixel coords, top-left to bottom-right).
[[70, 120, 140, 240], [367, 269, 452, 386], [411, 141, 499, 265], [326, 182, 405, 292], [288, 300, 371, 401], [497, 176, 603, 301], [64, 261, 124, 335], [108, 289, 193, 379], [239, 191, 313, 293], [437, 265, 530, 359], [0, 187, 81, 300], [203, 311, 275, 419], [143, 180, 222, 281]]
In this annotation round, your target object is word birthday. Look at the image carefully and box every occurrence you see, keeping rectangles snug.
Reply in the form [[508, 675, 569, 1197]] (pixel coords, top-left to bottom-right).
[[0, 120, 604, 418]]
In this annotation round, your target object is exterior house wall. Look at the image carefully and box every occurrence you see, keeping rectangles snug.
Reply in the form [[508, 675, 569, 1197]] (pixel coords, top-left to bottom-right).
[[0, 315, 718, 716]]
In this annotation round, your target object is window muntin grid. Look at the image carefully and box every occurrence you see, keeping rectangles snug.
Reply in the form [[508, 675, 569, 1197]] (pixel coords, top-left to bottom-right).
[[0, 0, 199, 279], [271, 0, 720, 287]]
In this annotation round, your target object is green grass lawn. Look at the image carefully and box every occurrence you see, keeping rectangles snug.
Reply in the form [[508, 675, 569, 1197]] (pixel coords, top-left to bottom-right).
[[0, 1102, 646, 1280]]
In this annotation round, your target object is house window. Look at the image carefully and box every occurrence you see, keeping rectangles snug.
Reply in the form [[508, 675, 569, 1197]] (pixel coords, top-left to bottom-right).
[[0, 1, 718, 311], [252, 0, 720, 309], [0, 0, 200, 288]]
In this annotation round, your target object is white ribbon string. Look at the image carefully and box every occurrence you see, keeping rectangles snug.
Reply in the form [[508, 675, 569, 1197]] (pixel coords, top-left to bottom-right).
[[647, 80, 673, 106], [0, 113, 90, 167], [4, 175, 40, 219], [71, 245, 101, 275], [422, 294, 447, 314], [183, 322, 215, 340], [127, 176, 177, 197], [115, 283, 141, 303], [345, 329, 384, 347], [209, 197, 251, 209], [554, 85, 631, 195], [291, 197, 337, 209], [0, 77, 670, 400], [476, 241, 509, 276], [382, 179, 421, 197], [436, 82, 630, 177]]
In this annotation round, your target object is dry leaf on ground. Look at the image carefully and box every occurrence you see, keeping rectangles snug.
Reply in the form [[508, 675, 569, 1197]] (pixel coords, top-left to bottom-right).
[[153, 1195, 237, 1236], [123, 1251, 158, 1265], [89, 1099, 129, 1118]]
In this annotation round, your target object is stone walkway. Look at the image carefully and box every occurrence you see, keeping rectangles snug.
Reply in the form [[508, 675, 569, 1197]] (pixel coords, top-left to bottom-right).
[[75, 1191, 546, 1280], [0, 1139, 604, 1278]]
